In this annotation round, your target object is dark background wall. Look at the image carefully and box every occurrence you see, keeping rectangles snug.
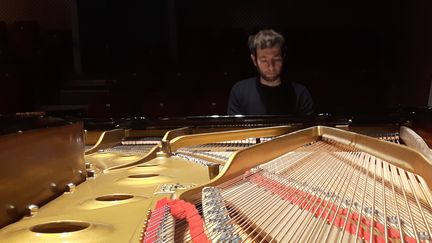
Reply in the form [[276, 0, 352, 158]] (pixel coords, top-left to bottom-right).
[[0, 0, 431, 117], [0, 0, 73, 113]]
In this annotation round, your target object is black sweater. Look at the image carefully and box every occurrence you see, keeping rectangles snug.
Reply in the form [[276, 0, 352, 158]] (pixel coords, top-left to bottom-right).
[[227, 77, 314, 115]]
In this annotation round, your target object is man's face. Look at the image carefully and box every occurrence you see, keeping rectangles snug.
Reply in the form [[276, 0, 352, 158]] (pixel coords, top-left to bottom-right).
[[251, 46, 283, 82]]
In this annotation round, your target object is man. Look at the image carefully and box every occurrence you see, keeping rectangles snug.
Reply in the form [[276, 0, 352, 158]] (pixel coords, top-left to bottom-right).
[[227, 29, 314, 115]]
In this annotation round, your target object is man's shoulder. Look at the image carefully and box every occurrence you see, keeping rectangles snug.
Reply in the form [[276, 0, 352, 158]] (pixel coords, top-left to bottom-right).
[[233, 77, 256, 89], [289, 81, 307, 90], [289, 81, 310, 94]]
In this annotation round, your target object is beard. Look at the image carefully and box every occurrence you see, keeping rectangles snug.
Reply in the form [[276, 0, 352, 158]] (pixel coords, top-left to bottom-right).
[[257, 67, 281, 82]]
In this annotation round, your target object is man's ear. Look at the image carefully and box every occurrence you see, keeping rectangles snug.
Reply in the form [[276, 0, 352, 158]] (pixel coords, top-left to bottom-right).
[[250, 54, 257, 67]]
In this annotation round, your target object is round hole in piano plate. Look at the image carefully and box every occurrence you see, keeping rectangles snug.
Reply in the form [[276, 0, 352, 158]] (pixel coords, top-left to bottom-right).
[[136, 164, 158, 167], [128, 174, 159, 178], [96, 194, 134, 201], [119, 154, 134, 157], [30, 221, 90, 233]]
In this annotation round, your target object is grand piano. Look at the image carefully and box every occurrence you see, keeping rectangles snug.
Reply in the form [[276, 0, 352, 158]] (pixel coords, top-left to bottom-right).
[[0, 109, 431, 242]]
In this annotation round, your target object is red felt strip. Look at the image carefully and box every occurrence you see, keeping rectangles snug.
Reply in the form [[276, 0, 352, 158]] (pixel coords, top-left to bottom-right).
[[142, 198, 210, 243], [249, 173, 417, 243]]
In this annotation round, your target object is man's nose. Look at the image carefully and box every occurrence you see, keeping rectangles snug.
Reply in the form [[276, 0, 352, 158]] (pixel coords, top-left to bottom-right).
[[268, 61, 275, 70]]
